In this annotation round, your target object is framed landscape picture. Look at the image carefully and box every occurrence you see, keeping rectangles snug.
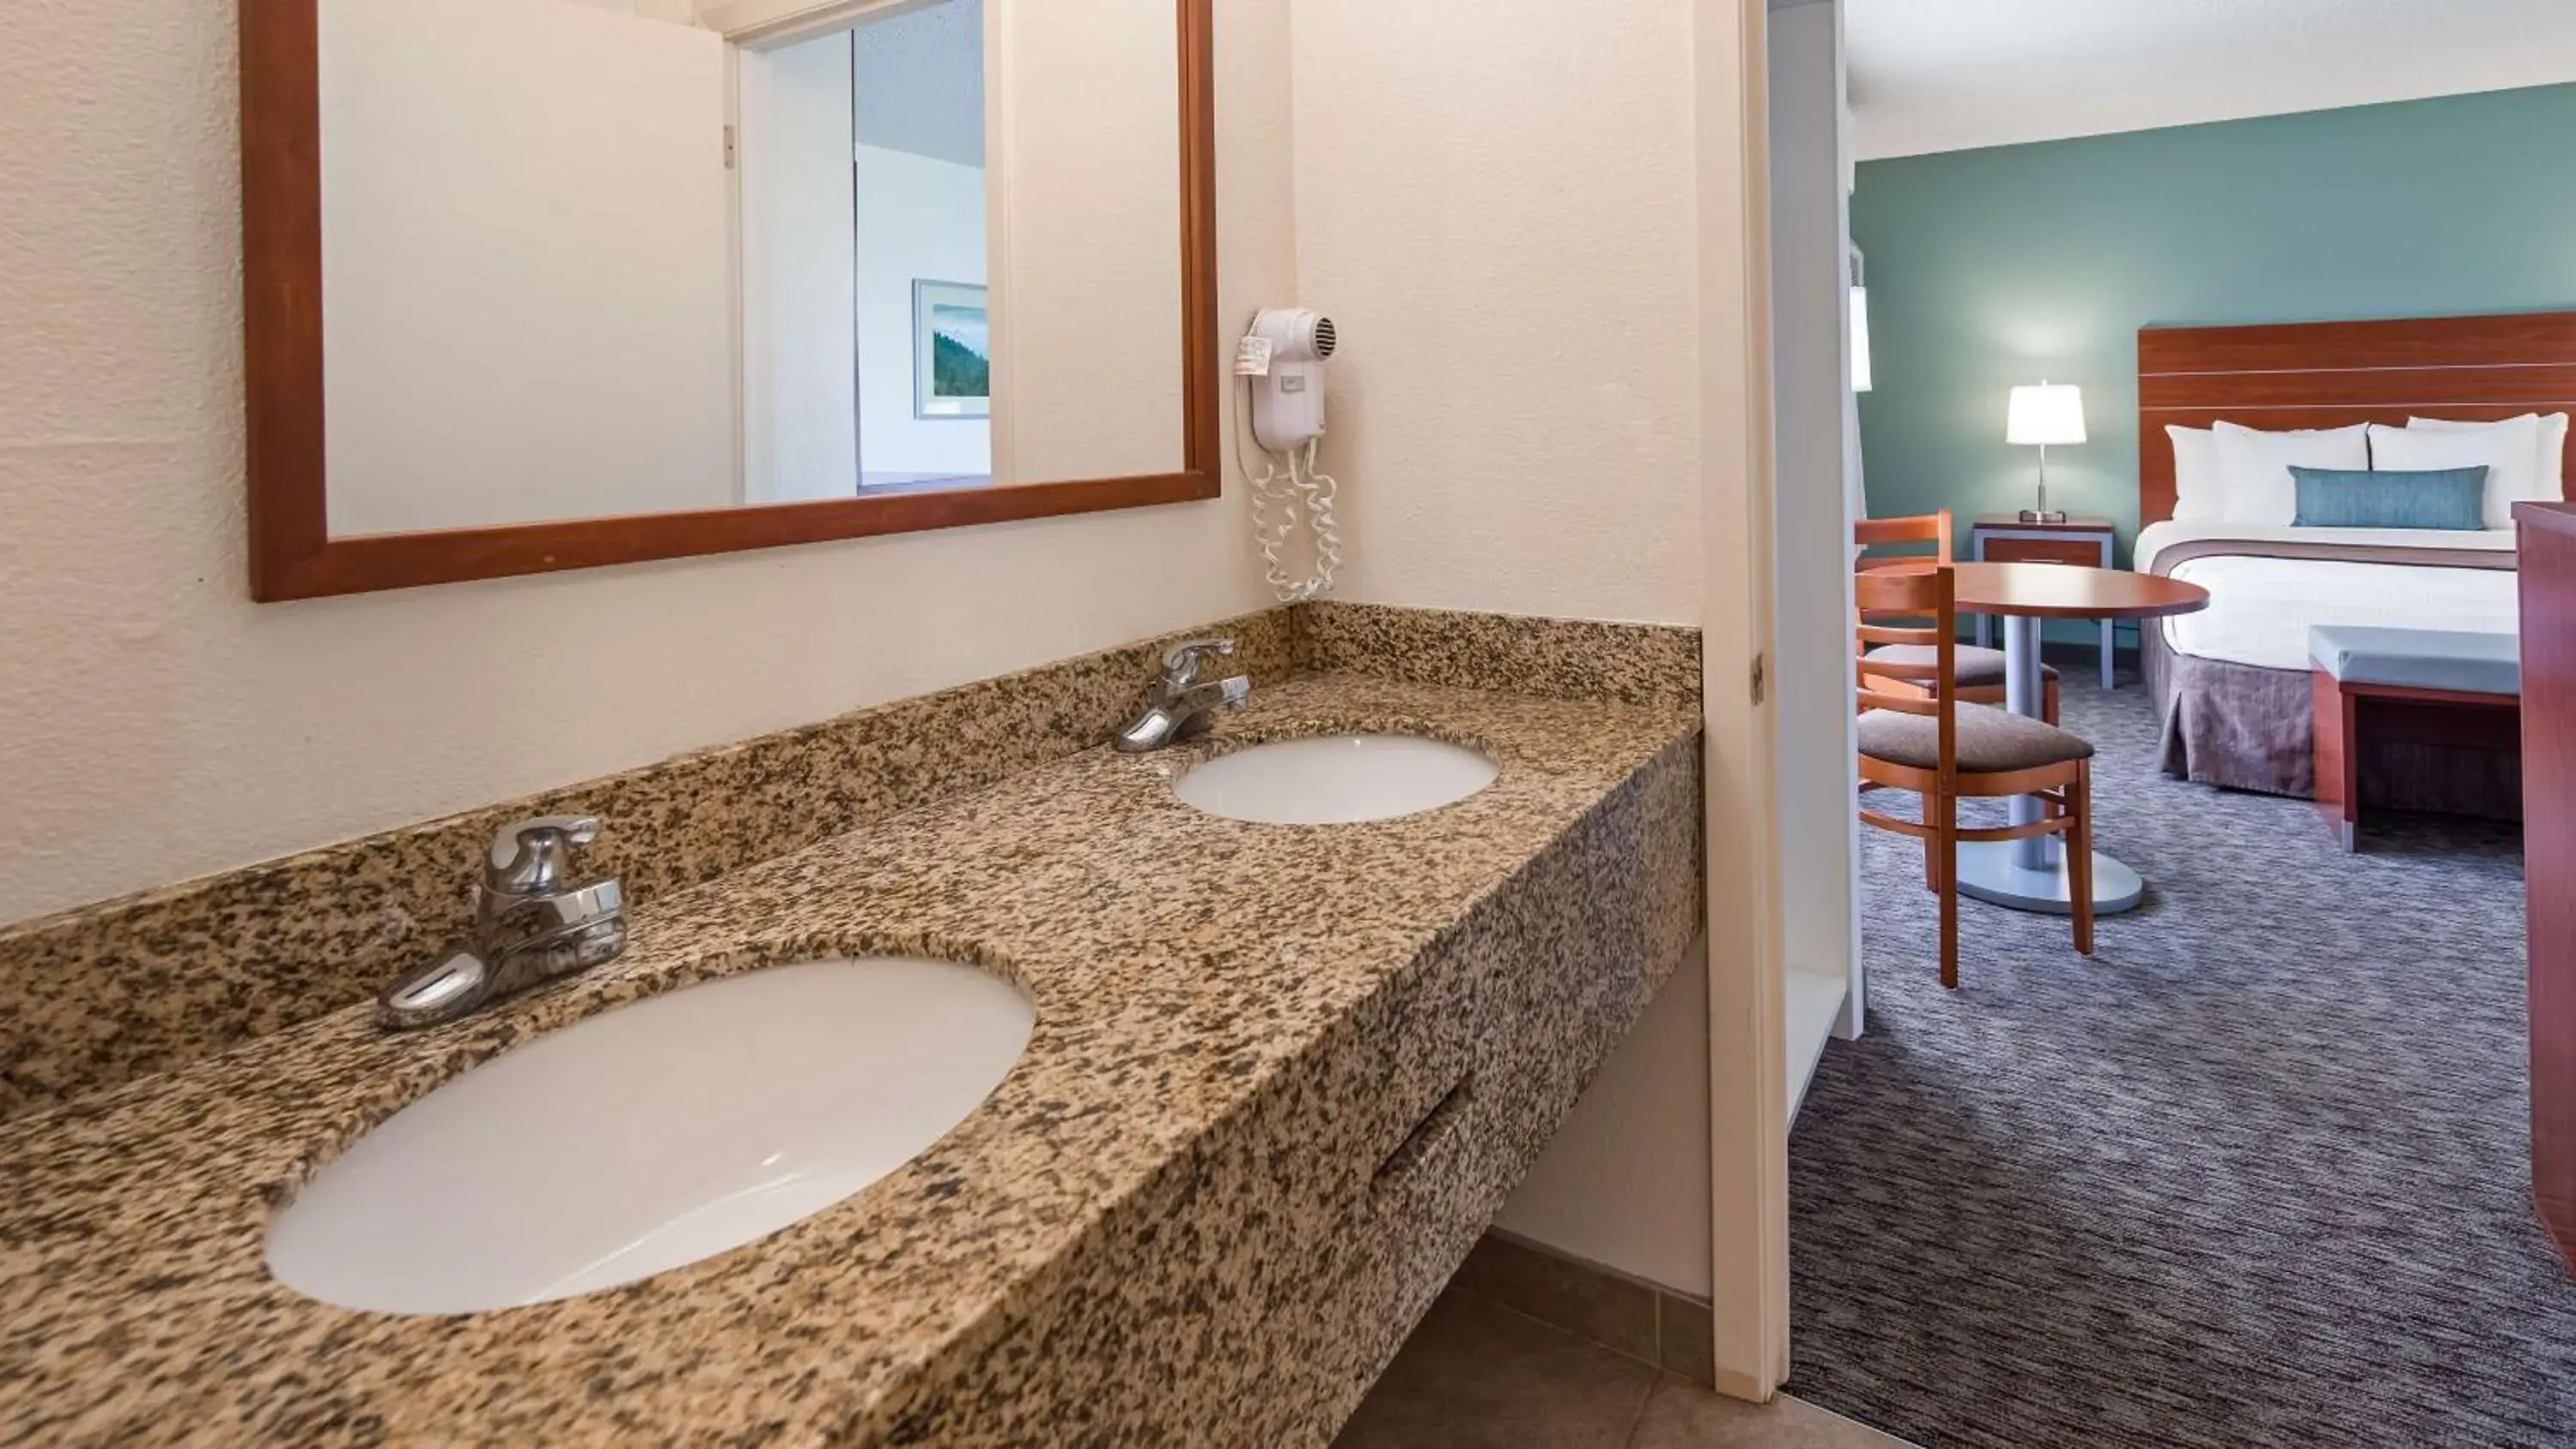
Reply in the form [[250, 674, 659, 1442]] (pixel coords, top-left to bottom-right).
[[913, 280, 992, 420]]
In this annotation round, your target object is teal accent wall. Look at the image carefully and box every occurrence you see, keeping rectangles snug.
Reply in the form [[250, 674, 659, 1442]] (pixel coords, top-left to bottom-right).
[[1853, 82, 2576, 583]]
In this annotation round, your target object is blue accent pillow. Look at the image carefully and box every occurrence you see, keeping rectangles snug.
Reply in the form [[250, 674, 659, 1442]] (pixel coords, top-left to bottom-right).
[[2290, 466, 2488, 530]]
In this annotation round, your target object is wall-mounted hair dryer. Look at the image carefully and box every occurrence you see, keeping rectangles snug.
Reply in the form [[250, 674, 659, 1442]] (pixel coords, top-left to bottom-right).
[[1237, 308, 1344, 602], [1245, 308, 1338, 452]]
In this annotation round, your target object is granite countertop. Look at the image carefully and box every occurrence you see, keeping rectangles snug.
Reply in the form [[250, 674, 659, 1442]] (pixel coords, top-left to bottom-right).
[[0, 672, 1698, 1446]]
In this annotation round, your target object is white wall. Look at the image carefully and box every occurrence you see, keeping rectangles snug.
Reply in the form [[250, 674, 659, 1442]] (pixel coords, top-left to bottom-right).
[[988, 0, 1188, 485], [1848, 0, 2576, 161], [857, 145, 992, 478], [1289, 0, 1713, 1296], [0, 0, 1294, 928], [565, 0, 701, 26], [741, 27, 861, 504], [1290, 0, 1703, 625], [1697, 0, 1791, 1390], [319, 0, 739, 533], [1765, 0, 1862, 1037], [1496, 943, 1715, 1295], [744, 26, 992, 497]]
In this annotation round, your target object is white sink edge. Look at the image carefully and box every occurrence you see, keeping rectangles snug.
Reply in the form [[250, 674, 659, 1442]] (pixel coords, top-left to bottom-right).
[[264, 956, 1036, 1316], [1172, 732, 1502, 826]]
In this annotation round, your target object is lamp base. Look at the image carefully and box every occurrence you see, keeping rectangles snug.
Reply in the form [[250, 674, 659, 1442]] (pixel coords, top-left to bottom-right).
[[2018, 509, 2069, 524]]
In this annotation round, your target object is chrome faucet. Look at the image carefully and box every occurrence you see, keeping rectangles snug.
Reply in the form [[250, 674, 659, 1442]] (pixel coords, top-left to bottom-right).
[[1115, 637, 1251, 753], [378, 815, 629, 1030]]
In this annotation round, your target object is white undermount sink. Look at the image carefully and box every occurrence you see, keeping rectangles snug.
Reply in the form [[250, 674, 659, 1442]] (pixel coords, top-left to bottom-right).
[[1173, 735, 1500, 825], [265, 957, 1033, 1315]]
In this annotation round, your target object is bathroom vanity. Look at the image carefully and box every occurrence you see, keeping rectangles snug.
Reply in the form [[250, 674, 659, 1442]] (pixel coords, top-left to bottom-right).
[[0, 603, 1703, 1446]]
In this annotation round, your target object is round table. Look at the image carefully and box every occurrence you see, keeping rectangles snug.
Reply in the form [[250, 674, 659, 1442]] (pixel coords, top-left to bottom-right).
[[1945, 562, 2210, 916]]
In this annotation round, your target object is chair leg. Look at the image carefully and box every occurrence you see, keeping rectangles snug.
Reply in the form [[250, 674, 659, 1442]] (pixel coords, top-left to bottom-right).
[[1935, 785, 1959, 989], [2069, 764, 2096, 956], [2044, 676, 2061, 726]]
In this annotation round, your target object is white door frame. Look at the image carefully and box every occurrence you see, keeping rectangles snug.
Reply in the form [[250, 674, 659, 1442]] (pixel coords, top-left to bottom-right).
[[1699, 0, 1792, 1402]]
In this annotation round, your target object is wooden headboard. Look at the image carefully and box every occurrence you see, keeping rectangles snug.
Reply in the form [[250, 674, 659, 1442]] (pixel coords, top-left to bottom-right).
[[2137, 311, 2576, 526]]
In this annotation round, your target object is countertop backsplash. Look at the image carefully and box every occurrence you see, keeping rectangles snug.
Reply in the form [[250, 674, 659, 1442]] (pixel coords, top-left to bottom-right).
[[0, 603, 1698, 1125]]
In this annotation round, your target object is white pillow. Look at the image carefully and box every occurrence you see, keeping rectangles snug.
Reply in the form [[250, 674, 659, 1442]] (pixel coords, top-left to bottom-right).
[[2210, 421, 2370, 526], [2370, 416, 2543, 528], [2407, 413, 2568, 515], [2166, 425, 2225, 522]]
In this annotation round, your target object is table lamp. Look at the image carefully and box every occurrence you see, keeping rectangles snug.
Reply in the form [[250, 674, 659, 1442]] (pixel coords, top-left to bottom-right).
[[2005, 382, 2085, 524]]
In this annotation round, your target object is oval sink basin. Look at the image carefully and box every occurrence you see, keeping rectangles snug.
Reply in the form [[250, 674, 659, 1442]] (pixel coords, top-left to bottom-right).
[[1175, 734, 1499, 825], [266, 957, 1032, 1315]]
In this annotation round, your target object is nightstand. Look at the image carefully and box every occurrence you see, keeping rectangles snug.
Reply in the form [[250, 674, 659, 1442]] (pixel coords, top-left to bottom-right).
[[1970, 513, 2117, 689]]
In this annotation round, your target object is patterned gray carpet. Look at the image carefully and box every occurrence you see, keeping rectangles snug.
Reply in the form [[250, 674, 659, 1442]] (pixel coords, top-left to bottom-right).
[[1787, 674, 2571, 1447]]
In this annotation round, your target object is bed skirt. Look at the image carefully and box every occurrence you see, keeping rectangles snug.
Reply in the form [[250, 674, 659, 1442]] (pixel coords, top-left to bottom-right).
[[2147, 628, 2520, 819]]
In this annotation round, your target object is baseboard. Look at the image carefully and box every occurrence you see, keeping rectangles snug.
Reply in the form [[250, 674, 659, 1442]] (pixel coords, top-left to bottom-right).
[[1449, 1229, 1717, 1387]]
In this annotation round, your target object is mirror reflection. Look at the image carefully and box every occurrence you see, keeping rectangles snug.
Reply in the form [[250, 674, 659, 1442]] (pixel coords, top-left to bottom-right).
[[744, 3, 991, 504], [314, 0, 1183, 539]]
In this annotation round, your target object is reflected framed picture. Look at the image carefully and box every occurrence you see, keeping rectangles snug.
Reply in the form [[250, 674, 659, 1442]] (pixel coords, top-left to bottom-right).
[[913, 280, 992, 420]]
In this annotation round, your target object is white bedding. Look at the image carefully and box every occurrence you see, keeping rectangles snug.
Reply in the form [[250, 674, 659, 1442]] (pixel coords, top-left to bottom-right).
[[2134, 521, 2519, 673]]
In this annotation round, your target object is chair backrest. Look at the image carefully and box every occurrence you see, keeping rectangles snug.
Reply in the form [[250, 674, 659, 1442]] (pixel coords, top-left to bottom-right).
[[1855, 564, 1958, 778], [1854, 511, 1953, 573]]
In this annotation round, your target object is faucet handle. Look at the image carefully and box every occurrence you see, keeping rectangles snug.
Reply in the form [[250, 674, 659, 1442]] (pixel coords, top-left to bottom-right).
[[1161, 635, 1237, 681], [484, 815, 604, 896]]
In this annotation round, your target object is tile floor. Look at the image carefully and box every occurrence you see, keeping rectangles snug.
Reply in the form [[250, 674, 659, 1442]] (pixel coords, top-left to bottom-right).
[[1334, 1289, 1913, 1448]]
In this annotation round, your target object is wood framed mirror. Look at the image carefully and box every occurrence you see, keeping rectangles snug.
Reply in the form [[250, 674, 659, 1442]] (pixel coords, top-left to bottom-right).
[[241, 0, 1218, 602]]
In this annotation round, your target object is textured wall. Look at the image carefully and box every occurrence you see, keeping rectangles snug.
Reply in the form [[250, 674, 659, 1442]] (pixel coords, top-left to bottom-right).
[[1289, 0, 1704, 625], [0, 0, 1293, 927], [1854, 83, 2576, 561], [1285, 0, 1713, 1299]]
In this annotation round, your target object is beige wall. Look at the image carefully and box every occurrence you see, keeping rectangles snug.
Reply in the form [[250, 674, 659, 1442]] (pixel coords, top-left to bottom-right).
[[0, 0, 1292, 927], [1287, 0, 1716, 1296], [988, 0, 1188, 485], [1494, 942, 1715, 1296], [1289, 0, 1704, 624], [320, 0, 740, 534]]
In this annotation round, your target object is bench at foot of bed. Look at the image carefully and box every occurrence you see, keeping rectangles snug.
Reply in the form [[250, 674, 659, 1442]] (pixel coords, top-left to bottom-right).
[[2310, 626, 2521, 852]]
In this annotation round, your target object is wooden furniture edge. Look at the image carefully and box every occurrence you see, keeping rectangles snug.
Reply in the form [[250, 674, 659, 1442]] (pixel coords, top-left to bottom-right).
[[2518, 512, 2576, 1273], [2311, 670, 2521, 850], [1971, 513, 2114, 532], [2137, 311, 2576, 530], [1947, 562, 2211, 621], [2311, 668, 2356, 849], [2518, 501, 2576, 537]]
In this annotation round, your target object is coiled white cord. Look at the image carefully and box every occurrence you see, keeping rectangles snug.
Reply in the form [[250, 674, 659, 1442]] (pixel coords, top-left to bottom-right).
[[1239, 385, 1344, 602], [1292, 439, 1343, 597]]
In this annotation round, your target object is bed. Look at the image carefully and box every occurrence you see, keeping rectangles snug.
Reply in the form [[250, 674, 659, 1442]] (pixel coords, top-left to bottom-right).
[[2136, 312, 2576, 810]]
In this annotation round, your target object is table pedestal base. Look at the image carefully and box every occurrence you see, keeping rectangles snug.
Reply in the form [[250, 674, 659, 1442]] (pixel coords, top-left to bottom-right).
[[1953, 842, 2144, 916]]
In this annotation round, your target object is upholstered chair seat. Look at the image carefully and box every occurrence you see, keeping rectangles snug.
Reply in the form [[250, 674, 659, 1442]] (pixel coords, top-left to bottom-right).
[[1857, 703, 2095, 774]]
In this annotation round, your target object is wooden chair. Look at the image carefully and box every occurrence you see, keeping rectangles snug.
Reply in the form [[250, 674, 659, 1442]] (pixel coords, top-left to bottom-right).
[[1855, 512, 2060, 724], [1856, 565, 2098, 988]]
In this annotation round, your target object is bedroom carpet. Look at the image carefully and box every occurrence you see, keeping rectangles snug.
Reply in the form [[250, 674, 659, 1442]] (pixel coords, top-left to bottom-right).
[[1789, 673, 2569, 1447]]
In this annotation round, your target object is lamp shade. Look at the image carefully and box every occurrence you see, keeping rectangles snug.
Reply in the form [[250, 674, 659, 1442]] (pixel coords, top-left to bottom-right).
[[2006, 383, 2086, 446]]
